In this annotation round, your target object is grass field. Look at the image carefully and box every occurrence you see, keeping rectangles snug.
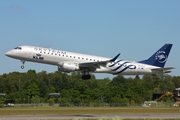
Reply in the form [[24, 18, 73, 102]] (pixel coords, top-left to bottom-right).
[[0, 106, 180, 115]]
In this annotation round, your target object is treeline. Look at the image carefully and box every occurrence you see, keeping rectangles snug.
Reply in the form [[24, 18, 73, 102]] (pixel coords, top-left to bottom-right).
[[0, 70, 180, 105]]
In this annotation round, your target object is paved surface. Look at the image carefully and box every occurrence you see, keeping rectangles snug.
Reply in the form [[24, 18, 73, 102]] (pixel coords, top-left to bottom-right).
[[0, 114, 180, 120]]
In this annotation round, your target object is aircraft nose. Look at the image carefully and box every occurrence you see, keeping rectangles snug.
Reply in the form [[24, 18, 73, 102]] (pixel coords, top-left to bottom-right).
[[5, 51, 13, 57]]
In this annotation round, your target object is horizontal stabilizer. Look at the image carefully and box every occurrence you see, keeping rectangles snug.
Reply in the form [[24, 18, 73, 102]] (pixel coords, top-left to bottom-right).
[[151, 67, 175, 73]]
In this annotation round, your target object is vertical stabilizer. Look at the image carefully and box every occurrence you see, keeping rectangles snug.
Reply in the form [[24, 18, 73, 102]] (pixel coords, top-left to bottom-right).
[[139, 44, 172, 68]]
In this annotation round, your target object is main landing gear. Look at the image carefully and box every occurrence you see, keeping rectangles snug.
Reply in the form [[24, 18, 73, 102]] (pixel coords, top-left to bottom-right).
[[82, 69, 91, 80], [21, 60, 25, 69], [82, 74, 91, 80]]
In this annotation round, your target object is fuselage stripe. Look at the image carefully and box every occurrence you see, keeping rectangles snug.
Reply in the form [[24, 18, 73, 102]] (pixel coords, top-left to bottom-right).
[[114, 65, 136, 74], [109, 60, 122, 67], [111, 62, 130, 71]]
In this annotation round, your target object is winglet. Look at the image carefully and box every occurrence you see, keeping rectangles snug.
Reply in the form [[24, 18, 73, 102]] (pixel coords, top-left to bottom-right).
[[109, 53, 120, 62]]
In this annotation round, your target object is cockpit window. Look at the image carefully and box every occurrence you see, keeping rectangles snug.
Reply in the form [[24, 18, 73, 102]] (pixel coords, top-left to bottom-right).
[[14, 47, 22, 50]]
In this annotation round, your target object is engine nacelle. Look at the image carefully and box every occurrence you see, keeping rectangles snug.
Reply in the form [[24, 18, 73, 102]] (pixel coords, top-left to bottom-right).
[[58, 62, 79, 72]]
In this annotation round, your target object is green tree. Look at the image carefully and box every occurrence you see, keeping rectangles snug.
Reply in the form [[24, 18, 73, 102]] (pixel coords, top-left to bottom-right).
[[25, 82, 40, 99], [172, 76, 180, 88]]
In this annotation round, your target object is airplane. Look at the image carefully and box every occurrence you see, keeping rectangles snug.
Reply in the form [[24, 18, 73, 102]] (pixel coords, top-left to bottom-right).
[[5, 44, 174, 80]]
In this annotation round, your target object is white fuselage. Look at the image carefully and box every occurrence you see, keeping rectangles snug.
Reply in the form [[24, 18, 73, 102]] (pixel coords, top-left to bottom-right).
[[5, 46, 162, 75]]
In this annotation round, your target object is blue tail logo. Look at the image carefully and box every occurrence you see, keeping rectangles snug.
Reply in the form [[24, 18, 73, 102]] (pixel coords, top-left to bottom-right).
[[139, 44, 173, 68], [155, 51, 167, 63]]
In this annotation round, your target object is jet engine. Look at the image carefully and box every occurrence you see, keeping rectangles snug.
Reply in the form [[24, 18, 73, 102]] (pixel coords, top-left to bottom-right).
[[58, 62, 79, 72]]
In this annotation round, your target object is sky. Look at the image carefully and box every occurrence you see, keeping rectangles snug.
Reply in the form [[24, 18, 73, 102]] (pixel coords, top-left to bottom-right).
[[0, 0, 180, 79]]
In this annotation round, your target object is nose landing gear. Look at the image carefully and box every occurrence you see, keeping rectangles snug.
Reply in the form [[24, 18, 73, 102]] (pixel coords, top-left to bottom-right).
[[21, 65, 24, 69], [21, 60, 25, 69]]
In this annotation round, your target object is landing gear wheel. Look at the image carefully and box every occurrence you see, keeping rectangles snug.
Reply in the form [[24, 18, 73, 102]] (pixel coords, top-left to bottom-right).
[[86, 74, 91, 79], [82, 74, 91, 80], [21, 65, 24, 69], [21, 60, 25, 69], [82, 68, 91, 80]]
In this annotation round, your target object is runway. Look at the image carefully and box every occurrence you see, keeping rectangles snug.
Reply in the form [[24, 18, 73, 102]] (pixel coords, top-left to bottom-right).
[[0, 114, 180, 120]]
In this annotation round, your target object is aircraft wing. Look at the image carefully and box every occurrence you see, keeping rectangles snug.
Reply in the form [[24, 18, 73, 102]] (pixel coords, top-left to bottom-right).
[[151, 67, 175, 73], [79, 53, 120, 71]]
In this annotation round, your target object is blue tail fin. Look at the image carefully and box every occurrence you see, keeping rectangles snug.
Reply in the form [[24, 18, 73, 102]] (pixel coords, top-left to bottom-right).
[[139, 44, 173, 68]]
